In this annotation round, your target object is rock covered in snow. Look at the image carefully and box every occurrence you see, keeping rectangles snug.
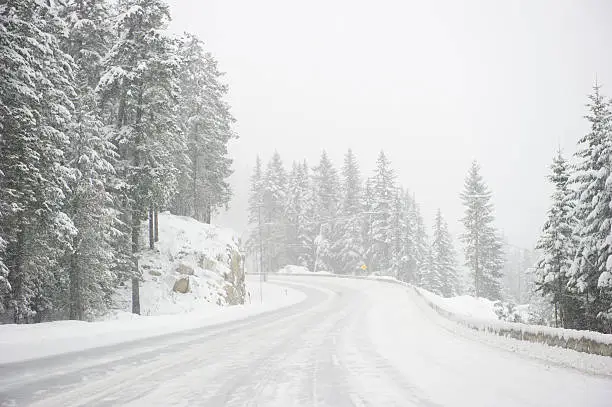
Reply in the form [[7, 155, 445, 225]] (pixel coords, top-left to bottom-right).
[[173, 277, 190, 293]]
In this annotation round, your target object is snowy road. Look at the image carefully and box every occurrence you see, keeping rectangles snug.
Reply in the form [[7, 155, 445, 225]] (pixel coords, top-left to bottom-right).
[[1, 276, 611, 407]]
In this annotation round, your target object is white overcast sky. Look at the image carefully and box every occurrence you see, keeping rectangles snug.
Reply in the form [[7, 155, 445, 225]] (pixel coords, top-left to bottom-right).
[[167, 0, 612, 249]]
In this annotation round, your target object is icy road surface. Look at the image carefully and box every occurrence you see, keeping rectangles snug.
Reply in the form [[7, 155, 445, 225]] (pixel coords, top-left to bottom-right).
[[1, 276, 611, 407]]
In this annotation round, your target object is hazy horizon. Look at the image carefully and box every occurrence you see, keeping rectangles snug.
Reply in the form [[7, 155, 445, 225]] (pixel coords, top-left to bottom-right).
[[167, 0, 612, 250]]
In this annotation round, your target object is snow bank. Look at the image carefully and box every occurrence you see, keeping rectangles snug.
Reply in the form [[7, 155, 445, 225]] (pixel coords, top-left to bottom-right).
[[417, 288, 498, 321], [410, 283, 612, 357], [0, 277, 306, 364], [277, 265, 333, 275], [112, 212, 245, 316]]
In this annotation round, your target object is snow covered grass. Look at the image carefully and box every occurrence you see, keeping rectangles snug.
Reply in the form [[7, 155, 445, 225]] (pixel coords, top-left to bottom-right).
[[0, 276, 306, 364], [111, 212, 243, 316]]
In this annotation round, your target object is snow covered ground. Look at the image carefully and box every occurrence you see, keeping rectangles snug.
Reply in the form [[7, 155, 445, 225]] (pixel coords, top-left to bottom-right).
[[1, 275, 611, 407], [0, 276, 305, 364]]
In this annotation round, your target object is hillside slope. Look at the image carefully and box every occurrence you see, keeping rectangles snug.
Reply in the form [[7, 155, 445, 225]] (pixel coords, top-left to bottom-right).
[[112, 212, 246, 317]]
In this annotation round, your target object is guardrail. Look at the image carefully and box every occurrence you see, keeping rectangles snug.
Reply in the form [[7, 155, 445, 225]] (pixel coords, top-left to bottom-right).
[[254, 272, 612, 357]]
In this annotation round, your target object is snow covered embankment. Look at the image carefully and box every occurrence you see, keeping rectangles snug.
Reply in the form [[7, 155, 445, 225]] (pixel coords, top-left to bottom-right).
[[113, 212, 247, 316], [414, 286, 612, 358]]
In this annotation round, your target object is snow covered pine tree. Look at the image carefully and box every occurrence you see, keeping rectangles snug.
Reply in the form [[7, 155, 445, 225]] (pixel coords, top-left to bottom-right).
[[460, 161, 504, 300]]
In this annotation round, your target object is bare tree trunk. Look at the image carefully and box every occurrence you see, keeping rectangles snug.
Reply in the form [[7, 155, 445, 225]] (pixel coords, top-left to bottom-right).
[[204, 202, 211, 224], [154, 207, 159, 242], [131, 212, 141, 315], [130, 86, 144, 315], [131, 275, 140, 315], [474, 234, 480, 297], [192, 150, 198, 220], [69, 251, 82, 320], [148, 206, 154, 250], [10, 225, 26, 323]]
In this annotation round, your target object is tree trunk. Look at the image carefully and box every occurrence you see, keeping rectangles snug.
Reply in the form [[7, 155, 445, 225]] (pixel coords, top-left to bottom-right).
[[131, 275, 140, 315], [148, 206, 154, 250], [130, 86, 144, 315], [131, 227, 141, 315], [9, 225, 25, 323], [192, 150, 198, 220], [131, 210, 141, 315], [204, 202, 211, 224], [474, 234, 480, 297], [68, 251, 82, 320], [154, 208, 159, 242]]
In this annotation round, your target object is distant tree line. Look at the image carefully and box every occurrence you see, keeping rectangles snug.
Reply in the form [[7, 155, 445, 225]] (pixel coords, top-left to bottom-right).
[[246, 149, 489, 298], [0, 0, 235, 322]]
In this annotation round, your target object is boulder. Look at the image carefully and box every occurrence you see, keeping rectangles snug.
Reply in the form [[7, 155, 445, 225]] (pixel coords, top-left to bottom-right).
[[173, 277, 190, 293], [176, 263, 194, 275], [149, 269, 162, 277]]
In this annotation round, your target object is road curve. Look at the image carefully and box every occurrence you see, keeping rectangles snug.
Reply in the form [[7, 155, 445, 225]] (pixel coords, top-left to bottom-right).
[[1, 275, 611, 407]]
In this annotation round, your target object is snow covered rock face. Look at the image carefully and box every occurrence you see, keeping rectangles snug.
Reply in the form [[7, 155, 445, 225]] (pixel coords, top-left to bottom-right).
[[113, 213, 246, 316]]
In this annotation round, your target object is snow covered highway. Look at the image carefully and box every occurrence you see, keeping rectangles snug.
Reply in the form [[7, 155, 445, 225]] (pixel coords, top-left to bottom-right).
[[1, 275, 611, 407]]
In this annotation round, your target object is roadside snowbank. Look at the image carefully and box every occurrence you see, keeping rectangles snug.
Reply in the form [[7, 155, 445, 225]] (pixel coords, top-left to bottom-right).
[[417, 288, 499, 321], [0, 277, 306, 364], [277, 265, 333, 275], [413, 285, 612, 351]]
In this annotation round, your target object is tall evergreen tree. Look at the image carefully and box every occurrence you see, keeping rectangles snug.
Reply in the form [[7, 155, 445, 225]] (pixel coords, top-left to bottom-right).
[[97, 0, 184, 314], [361, 177, 376, 274], [336, 149, 364, 274], [262, 152, 288, 272], [285, 161, 312, 266], [428, 209, 460, 297], [246, 156, 265, 273], [460, 161, 504, 300], [310, 151, 341, 272], [172, 34, 235, 223], [410, 196, 430, 285], [570, 84, 612, 331], [535, 151, 580, 328], [367, 151, 396, 274], [396, 190, 417, 283], [0, 0, 77, 321], [59, 0, 118, 319], [389, 188, 407, 279]]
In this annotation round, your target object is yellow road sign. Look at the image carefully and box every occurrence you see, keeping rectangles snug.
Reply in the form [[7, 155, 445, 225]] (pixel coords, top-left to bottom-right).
[[360, 264, 367, 271]]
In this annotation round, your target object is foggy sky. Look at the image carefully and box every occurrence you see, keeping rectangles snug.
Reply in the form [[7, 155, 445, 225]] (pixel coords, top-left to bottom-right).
[[167, 0, 612, 250]]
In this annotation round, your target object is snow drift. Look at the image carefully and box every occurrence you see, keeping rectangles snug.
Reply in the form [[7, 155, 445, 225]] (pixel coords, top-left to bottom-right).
[[417, 288, 499, 321]]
